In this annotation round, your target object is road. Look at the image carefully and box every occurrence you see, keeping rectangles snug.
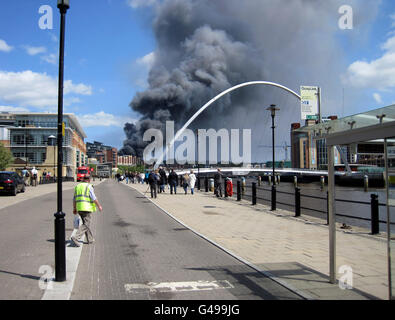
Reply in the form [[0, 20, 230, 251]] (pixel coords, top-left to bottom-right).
[[71, 180, 301, 300], [0, 179, 303, 300]]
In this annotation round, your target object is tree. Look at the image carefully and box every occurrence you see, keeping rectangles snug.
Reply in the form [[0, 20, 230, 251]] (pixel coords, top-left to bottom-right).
[[0, 143, 13, 171]]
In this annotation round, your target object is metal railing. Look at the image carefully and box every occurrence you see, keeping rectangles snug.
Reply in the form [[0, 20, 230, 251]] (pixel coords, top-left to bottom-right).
[[196, 176, 391, 235]]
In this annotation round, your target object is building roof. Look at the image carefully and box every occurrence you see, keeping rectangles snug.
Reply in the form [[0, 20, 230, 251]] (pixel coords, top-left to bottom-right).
[[295, 104, 395, 145], [295, 104, 395, 135], [7, 112, 87, 139]]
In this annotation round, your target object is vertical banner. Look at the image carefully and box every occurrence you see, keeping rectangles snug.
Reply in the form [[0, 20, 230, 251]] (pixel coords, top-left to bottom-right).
[[301, 86, 319, 120], [310, 133, 316, 167]]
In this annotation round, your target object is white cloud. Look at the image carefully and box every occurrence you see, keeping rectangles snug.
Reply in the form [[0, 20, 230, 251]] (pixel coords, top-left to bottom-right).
[[342, 14, 395, 91], [0, 39, 13, 52], [126, 0, 158, 9], [0, 105, 30, 112], [342, 35, 395, 90], [129, 51, 156, 89], [373, 93, 383, 104], [136, 51, 156, 69], [41, 53, 57, 65], [0, 70, 92, 109], [77, 111, 136, 128], [24, 46, 47, 56]]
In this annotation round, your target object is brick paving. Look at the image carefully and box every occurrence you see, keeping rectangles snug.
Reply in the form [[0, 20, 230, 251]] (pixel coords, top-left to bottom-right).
[[128, 182, 389, 300]]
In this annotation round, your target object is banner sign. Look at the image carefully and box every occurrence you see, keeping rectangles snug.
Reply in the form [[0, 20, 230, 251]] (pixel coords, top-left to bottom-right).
[[301, 86, 319, 120]]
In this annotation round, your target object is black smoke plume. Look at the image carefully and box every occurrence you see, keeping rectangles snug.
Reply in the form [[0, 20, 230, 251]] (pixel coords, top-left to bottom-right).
[[120, 0, 380, 161]]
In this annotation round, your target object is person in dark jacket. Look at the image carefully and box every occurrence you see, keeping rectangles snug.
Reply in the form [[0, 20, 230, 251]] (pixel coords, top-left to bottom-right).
[[168, 169, 178, 194], [158, 167, 167, 193], [214, 168, 223, 197], [148, 170, 159, 198]]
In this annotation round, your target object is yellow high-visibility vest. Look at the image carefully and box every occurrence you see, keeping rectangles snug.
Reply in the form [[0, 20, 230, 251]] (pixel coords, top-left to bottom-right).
[[74, 183, 96, 212]]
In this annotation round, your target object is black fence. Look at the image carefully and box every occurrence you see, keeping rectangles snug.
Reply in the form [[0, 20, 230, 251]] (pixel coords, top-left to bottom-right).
[[196, 176, 391, 235], [38, 176, 75, 185]]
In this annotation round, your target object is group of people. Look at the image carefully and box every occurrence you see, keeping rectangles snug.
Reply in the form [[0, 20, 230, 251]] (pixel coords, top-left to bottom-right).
[[21, 166, 38, 187], [69, 167, 225, 247], [146, 167, 197, 199], [115, 171, 145, 184]]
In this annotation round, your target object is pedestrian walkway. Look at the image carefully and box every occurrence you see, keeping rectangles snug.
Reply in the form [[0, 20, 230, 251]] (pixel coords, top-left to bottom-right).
[[127, 182, 389, 300], [0, 181, 77, 211]]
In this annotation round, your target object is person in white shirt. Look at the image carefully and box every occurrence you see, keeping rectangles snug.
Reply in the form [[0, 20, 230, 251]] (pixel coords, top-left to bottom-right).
[[31, 167, 38, 187], [189, 170, 197, 195]]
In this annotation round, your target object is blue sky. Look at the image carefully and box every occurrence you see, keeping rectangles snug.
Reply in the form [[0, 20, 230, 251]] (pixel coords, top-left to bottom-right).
[[1, 0, 395, 150]]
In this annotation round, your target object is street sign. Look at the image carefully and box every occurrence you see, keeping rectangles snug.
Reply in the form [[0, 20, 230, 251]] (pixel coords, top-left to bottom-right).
[[301, 86, 319, 120]]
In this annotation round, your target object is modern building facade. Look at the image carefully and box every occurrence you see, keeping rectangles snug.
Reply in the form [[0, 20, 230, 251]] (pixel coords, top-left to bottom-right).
[[117, 155, 143, 166], [292, 111, 390, 170], [86, 141, 118, 168], [4, 112, 87, 179]]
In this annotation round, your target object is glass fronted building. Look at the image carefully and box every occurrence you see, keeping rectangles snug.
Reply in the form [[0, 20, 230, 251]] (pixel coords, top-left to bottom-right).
[[7, 113, 87, 178]]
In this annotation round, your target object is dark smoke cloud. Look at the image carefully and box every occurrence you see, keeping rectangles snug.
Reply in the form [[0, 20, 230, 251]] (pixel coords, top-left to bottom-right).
[[120, 0, 380, 161]]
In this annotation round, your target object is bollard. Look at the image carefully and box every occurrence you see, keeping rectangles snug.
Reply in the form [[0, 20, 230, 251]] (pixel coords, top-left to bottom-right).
[[237, 180, 241, 201], [242, 177, 246, 196], [209, 178, 214, 192], [320, 176, 325, 191], [370, 194, 379, 235], [364, 175, 369, 192], [295, 187, 301, 217], [294, 176, 298, 188], [205, 177, 209, 192], [252, 182, 257, 205], [271, 185, 276, 211], [258, 176, 261, 186]]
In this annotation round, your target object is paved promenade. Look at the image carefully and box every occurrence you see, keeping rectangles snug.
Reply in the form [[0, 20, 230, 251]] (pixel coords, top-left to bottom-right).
[[0, 181, 77, 211], [128, 182, 389, 300]]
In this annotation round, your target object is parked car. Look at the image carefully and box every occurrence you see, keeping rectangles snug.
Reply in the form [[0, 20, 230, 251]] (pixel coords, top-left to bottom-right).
[[0, 171, 25, 196]]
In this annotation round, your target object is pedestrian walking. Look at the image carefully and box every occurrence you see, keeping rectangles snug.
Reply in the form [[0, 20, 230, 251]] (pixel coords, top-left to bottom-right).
[[168, 169, 178, 194], [148, 170, 159, 199], [71, 176, 103, 247], [22, 167, 29, 186], [182, 172, 189, 195], [189, 170, 196, 195], [214, 168, 223, 197], [158, 166, 167, 193], [31, 167, 38, 187]]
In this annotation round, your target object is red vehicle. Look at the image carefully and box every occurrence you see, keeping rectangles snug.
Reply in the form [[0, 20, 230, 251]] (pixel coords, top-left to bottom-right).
[[77, 166, 91, 182]]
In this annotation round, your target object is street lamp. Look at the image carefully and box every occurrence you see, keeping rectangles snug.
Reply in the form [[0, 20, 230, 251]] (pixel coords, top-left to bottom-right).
[[54, 0, 70, 282], [266, 104, 280, 211]]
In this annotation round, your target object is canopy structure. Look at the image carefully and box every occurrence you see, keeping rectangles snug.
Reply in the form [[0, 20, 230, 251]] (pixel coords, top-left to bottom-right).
[[323, 104, 395, 300]]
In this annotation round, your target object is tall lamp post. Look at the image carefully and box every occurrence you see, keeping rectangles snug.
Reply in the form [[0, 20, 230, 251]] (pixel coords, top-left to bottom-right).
[[267, 104, 280, 211], [54, 0, 70, 282]]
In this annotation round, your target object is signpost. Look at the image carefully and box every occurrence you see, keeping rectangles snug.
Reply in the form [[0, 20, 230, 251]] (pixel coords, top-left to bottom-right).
[[301, 86, 320, 121]]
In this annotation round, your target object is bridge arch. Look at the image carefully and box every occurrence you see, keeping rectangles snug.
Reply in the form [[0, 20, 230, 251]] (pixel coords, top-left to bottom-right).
[[154, 81, 301, 169]]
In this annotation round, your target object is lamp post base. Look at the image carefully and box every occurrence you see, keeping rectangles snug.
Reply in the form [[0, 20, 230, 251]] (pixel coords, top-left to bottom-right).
[[54, 211, 66, 282]]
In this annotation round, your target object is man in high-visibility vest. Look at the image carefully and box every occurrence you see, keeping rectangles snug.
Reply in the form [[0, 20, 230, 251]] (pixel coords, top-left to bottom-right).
[[71, 175, 102, 247]]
